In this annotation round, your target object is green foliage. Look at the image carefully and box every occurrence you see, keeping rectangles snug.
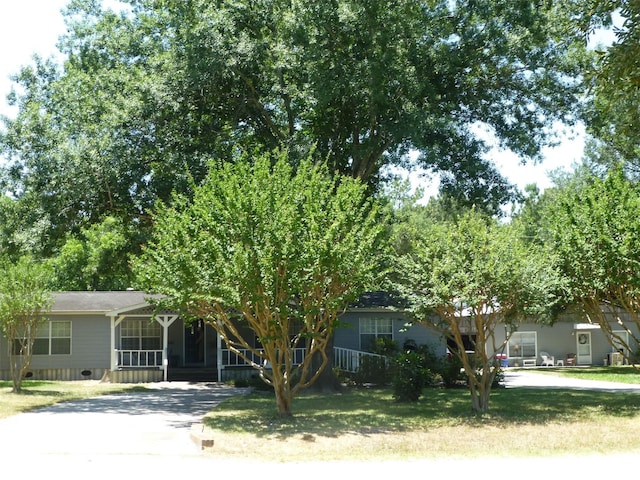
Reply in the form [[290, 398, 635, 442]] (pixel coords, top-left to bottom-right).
[[547, 166, 640, 301], [586, 2, 640, 170], [135, 148, 386, 415], [369, 337, 399, 356], [49, 216, 135, 290], [354, 355, 392, 386], [0, 0, 594, 258], [441, 354, 467, 388], [392, 207, 565, 412], [392, 351, 428, 402], [542, 165, 640, 357], [0, 256, 53, 393]]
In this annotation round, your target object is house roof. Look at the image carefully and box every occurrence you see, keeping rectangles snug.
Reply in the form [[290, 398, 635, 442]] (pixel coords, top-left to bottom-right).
[[350, 291, 408, 310], [51, 291, 162, 314]]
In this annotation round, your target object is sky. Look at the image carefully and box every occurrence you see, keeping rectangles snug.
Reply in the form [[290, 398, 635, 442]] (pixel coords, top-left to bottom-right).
[[0, 1, 603, 199]]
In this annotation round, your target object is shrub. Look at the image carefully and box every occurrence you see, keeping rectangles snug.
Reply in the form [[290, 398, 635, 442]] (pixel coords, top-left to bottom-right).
[[441, 354, 466, 387], [392, 351, 428, 402], [370, 337, 399, 356], [354, 355, 392, 386]]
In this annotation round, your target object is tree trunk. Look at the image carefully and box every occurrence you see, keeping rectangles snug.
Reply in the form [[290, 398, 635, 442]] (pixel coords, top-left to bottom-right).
[[468, 372, 493, 414], [308, 335, 342, 393], [9, 355, 25, 393], [272, 376, 294, 417]]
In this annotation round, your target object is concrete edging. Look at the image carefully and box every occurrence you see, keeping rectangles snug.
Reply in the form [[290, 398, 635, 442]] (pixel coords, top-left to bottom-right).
[[190, 423, 215, 450]]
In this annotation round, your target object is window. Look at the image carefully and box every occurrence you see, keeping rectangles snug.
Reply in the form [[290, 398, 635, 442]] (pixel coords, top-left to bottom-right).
[[612, 330, 629, 352], [34, 321, 71, 355], [120, 319, 161, 350], [508, 331, 537, 358], [359, 317, 394, 352]]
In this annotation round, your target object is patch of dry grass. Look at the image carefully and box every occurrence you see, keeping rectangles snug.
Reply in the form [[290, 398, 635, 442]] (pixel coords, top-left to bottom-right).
[[201, 386, 640, 461], [0, 380, 146, 419]]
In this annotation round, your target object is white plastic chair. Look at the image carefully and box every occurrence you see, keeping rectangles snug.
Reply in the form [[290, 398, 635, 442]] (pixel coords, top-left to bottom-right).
[[540, 351, 555, 367]]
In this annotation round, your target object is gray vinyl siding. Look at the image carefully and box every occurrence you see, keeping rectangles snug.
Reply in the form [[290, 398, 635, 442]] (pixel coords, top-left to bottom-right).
[[28, 315, 111, 369], [0, 314, 111, 371], [336, 311, 445, 355], [494, 318, 640, 366]]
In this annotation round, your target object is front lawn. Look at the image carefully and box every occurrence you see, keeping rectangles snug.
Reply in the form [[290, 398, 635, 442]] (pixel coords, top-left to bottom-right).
[[202, 374, 640, 461], [532, 365, 640, 384]]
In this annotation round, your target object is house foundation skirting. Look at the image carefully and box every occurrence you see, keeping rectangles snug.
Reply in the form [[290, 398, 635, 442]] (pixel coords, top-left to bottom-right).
[[0, 368, 164, 383], [0, 368, 108, 382], [105, 369, 163, 383]]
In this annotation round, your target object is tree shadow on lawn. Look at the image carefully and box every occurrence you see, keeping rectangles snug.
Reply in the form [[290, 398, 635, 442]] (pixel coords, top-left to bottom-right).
[[203, 386, 640, 440]]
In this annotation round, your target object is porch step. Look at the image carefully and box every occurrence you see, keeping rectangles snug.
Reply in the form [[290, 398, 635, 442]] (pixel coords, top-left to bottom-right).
[[168, 368, 219, 382]]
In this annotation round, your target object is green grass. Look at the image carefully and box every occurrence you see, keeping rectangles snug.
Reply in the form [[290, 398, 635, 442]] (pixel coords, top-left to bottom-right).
[[202, 368, 640, 461], [533, 365, 640, 384], [0, 380, 146, 419]]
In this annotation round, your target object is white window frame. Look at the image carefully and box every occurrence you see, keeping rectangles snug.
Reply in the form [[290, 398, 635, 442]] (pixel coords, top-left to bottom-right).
[[34, 320, 72, 356], [120, 319, 161, 350], [359, 317, 394, 351], [507, 331, 537, 359]]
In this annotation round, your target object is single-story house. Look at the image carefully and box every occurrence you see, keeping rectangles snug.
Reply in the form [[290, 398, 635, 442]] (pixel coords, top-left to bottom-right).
[[0, 291, 636, 383], [494, 305, 640, 368]]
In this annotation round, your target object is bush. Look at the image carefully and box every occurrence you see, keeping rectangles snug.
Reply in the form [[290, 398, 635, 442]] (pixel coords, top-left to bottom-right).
[[441, 354, 467, 387], [413, 343, 446, 386], [354, 355, 392, 386], [370, 337, 399, 356], [392, 351, 428, 402]]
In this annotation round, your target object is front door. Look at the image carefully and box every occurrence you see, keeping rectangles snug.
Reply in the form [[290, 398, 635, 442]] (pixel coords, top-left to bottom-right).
[[576, 332, 592, 365], [184, 319, 205, 365]]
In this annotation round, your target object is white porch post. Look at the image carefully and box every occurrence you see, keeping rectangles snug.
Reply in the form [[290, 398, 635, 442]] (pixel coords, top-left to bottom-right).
[[110, 316, 117, 371], [162, 319, 169, 382], [155, 315, 179, 382]]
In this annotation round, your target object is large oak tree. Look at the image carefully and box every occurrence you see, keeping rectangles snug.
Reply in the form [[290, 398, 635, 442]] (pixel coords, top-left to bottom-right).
[[0, 0, 594, 261]]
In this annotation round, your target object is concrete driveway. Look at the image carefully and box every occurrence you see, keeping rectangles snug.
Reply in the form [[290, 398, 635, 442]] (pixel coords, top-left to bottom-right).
[[0, 382, 248, 476]]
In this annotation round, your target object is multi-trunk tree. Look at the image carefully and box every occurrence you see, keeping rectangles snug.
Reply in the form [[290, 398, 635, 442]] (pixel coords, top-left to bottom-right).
[[543, 166, 640, 364], [135, 149, 385, 416], [392, 208, 564, 413], [0, 256, 53, 393]]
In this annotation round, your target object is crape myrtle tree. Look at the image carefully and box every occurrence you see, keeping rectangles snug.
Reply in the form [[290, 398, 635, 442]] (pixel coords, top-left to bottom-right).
[[0, 0, 594, 260], [0, 256, 53, 393], [135, 149, 386, 417], [393, 208, 564, 413], [543, 165, 640, 364]]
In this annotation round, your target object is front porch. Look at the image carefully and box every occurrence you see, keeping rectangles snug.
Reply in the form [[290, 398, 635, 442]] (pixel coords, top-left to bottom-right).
[[113, 346, 382, 382]]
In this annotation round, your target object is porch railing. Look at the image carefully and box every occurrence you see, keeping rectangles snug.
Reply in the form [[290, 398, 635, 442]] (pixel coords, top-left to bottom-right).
[[333, 347, 388, 373], [116, 349, 163, 368], [222, 348, 306, 367], [115, 346, 385, 373]]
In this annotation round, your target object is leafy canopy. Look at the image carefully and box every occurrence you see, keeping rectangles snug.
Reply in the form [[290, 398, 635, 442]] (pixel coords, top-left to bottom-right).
[[0, 0, 594, 253], [392, 207, 565, 412], [135, 148, 386, 416]]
